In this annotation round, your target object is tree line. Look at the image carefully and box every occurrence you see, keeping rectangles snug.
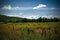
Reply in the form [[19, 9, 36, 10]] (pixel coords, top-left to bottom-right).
[[0, 15, 60, 23]]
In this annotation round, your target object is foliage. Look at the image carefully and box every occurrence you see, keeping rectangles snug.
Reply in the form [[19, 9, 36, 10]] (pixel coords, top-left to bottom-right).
[[0, 14, 60, 23], [0, 22, 60, 40]]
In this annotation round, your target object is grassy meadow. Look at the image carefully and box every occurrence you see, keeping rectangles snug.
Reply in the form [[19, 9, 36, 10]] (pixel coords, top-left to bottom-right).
[[0, 22, 60, 40]]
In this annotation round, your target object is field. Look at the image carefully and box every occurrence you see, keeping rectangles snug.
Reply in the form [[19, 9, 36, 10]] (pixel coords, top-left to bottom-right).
[[0, 22, 60, 40]]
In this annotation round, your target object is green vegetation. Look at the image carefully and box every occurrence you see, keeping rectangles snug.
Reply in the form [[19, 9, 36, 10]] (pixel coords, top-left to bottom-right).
[[0, 15, 60, 40], [0, 22, 60, 40], [0, 15, 60, 23]]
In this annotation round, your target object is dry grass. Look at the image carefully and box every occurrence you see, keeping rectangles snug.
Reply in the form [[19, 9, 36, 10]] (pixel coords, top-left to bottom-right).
[[0, 22, 60, 40]]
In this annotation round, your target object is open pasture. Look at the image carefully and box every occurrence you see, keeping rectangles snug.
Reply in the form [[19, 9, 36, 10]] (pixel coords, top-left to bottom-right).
[[0, 22, 60, 40]]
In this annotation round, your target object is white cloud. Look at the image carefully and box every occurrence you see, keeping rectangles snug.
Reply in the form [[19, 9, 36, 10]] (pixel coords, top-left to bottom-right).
[[1, 4, 57, 10], [5, 14, 40, 19], [6, 15, 18, 17], [41, 15, 53, 18], [1, 5, 12, 10], [1, 5, 32, 10], [41, 15, 60, 18], [33, 4, 47, 9], [25, 15, 40, 19], [12, 7, 32, 10], [1, 4, 47, 10], [4, 13, 23, 17], [4, 13, 60, 19]]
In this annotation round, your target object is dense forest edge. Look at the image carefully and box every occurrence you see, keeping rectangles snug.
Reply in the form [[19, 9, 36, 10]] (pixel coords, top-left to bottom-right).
[[0, 14, 60, 23]]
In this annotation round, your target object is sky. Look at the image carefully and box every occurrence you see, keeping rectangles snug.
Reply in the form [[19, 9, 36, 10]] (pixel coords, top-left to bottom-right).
[[0, 0, 60, 19]]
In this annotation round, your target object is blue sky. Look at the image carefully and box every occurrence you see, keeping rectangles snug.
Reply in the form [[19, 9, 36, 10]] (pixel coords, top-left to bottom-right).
[[0, 0, 60, 19]]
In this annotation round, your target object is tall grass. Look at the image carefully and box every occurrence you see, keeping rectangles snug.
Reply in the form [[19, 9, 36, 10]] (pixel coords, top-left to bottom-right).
[[0, 22, 60, 40]]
